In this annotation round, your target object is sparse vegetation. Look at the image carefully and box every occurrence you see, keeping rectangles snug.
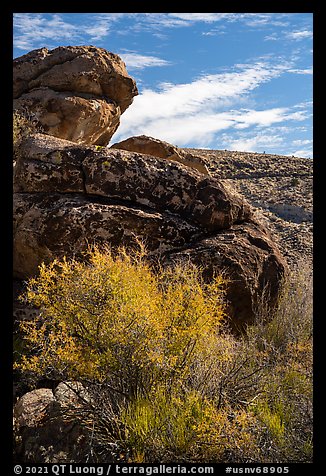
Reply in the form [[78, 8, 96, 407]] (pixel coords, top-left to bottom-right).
[[13, 109, 43, 160], [13, 110, 41, 147], [14, 247, 313, 463], [13, 111, 33, 148]]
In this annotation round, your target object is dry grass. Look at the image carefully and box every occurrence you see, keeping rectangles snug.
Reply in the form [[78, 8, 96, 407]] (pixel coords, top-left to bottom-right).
[[13, 110, 44, 161]]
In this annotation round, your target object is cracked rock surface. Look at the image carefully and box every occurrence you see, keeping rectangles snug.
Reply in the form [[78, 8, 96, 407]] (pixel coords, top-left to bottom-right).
[[13, 382, 91, 463]]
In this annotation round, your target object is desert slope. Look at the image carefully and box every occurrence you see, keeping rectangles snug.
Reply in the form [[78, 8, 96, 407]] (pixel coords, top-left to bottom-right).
[[184, 148, 313, 267]]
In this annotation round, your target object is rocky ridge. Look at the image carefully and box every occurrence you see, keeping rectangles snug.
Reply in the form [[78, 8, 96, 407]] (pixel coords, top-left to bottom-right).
[[111, 135, 210, 175]]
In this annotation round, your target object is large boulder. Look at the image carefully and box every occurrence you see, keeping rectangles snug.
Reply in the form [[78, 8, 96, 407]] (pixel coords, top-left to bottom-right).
[[14, 134, 251, 232], [13, 382, 91, 463], [13, 46, 138, 145], [13, 133, 286, 325], [13, 193, 204, 279], [111, 135, 210, 175], [164, 220, 286, 331]]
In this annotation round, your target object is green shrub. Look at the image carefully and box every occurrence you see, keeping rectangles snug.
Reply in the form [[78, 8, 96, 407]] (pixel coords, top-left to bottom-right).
[[120, 388, 263, 463], [244, 261, 313, 461], [120, 387, 214, 462]]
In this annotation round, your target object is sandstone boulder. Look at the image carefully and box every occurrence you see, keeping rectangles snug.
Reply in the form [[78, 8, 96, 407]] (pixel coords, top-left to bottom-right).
[[14, 388, 55, 428], [111, 135, 210, 175], [13, 382, 91, 463], [13, 193, 204, 279], [164, 219, 286, 331], [14, 134, 250, 233], [13, 46, 138, 145], [13, 132, 287, 326]]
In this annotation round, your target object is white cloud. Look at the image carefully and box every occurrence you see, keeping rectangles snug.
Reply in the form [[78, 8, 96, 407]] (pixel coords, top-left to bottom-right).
[[202, 29, 226, 37], [225, 134, 284, 153], [232, 108, 307, 127], [14, 13, 80, 51], [118, 52, 171, 70], [292, 139, 312, 146], [13, 13, 125, 51], [219, 125, 313, 156], [111, 59, 308, 148], [82, 13, 128, 40], [288, 68, 313, 75], [265, 28, 312, 43], [292, 149, 313, 158], [286, 30, 312, 40], [84, 22, 111, 41], [168, 13, 236, 23], [14, 13, 312, 54], [264, 33, 278, 41], [168, 13, 290, 28]]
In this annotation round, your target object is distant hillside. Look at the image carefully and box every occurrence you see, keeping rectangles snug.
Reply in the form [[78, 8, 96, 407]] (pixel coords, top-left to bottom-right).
[[184, 149, 313, 267]]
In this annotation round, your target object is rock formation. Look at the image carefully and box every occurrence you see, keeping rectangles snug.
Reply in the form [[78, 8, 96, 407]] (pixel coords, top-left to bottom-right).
[[164, 220, 285, 328], [13, 46, 138, 145], [13, 133, 286, 328], [185, 148, 313, 268], [13, 45, 287, 329], [13, 133, 249, 277], [111, 135, 210, 175], [13, 46, 291, 464]]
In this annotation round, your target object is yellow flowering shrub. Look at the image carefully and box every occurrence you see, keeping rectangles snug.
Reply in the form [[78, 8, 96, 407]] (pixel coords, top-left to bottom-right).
[[14, 249, 312, 463], [16, 245, 225, 397]]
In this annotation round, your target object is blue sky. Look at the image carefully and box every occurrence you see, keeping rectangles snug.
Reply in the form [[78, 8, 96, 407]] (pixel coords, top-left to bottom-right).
[[13, 13, 313, 157]]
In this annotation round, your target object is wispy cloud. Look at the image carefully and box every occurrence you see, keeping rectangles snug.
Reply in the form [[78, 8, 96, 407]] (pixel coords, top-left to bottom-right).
[[219, 125, 312, 157], [84, 22, 111, 41], [243, 14, 290, 28], [118, 52, 171, 70], [264, 33, 278, 41], [13, 13, 126, 51], [292, 139, 312, 146], [82, 13, 127, 40], [111, 58, 308, 148], [286, 30, 312, 40], [288, 67, 313, 75], [265, 29, 313, 42], [168, 13, 237, 23], [168, 13, 290, 28], [14, 13, 80, 50], [224, 133, 284, 153], [14, 13, 306, 53], [202, 28, 226, 37], [292, 149, 313, 158]]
